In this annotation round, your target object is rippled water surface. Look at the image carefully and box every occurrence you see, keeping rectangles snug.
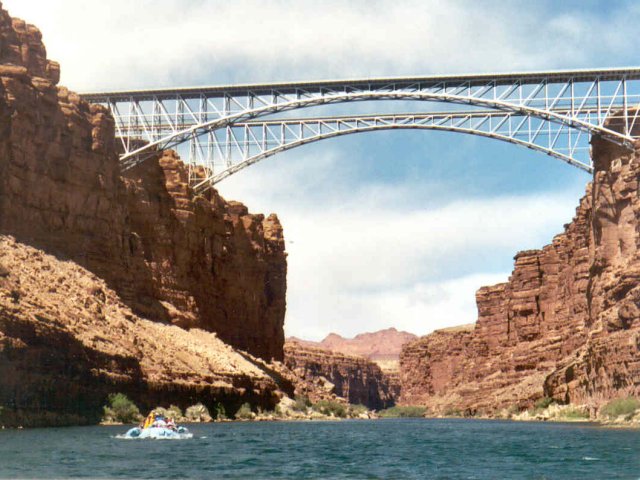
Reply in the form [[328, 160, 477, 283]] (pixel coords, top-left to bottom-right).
[[1, 419, 640, 479]]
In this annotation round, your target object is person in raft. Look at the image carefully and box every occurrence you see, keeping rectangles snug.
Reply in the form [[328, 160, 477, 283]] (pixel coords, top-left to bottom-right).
[[141, 412, 155, 429], [165, 417, 177, 431], [140, 411, 177, 431]]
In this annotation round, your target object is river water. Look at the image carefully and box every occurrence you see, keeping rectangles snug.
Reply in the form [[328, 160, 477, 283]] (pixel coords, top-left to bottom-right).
[[1, 418, 639, 479]]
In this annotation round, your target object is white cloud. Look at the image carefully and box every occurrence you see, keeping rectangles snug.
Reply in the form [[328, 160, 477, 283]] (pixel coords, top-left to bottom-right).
[[289, 272, 510, 340], [215, 148, 584, 340], [0, 0, 599, 341], [3, 0, 637, 91], [284, 194, 574, 292]]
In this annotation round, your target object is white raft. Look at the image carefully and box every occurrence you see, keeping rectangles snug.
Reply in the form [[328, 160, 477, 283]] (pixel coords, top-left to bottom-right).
[[120, 425, 193, 440]]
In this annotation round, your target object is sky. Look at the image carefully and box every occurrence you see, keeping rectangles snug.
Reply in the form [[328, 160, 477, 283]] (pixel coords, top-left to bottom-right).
[[4, 0, 637, 340]]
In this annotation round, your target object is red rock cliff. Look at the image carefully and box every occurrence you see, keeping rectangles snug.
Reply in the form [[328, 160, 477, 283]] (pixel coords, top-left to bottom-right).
[[400, 124, 640, 414], [545, 128, 640, 405], [0, 5, 286, 361], [284, 341, 395, 410], [289, 327, 417, 372], [0, 235, 289, 427], [122, 153, 286, 360]]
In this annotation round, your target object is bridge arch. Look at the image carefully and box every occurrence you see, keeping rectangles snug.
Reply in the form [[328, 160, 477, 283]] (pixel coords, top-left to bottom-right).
[[119, 90, 632, 170], [189, 116, 592, 191]]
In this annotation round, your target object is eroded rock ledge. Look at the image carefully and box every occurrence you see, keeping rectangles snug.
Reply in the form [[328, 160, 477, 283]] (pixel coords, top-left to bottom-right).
[[400, 131, 640, 416], [0, 236, 289, 427], [284, 341, 395, 410], [0, 3, 286, 361]]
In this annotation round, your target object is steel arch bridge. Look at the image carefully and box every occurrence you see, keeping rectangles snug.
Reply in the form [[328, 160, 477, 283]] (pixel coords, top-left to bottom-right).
[[82, 67, 640, 192]]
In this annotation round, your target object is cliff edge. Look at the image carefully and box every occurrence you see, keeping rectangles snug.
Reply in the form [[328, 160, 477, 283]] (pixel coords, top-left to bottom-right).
[[0, 4, 289, 426], [0, 4, 286, 361]]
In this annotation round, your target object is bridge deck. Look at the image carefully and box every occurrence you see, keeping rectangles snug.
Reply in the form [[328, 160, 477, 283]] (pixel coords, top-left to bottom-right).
[[81, 67, 640, 102]]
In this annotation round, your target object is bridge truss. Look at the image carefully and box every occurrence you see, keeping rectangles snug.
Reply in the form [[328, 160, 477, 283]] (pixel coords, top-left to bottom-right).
[[82, 68, 640, 191]]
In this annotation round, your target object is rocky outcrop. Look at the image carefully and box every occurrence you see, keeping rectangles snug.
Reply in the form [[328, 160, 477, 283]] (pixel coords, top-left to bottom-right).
[[284, 341, 395, 410], [544, 132, 640, 405], [0, 236, 291, 427], [400, 127, 640, 415], [400, 325, 475, 406], [122, 153, 286, 360], [286, 328, 414, 403], [289, 328, 417, 372], [0, 4, 286, 361]]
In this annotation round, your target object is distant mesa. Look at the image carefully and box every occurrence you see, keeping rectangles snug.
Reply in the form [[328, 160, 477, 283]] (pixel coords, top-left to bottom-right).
[[288, 327, 417, 372]]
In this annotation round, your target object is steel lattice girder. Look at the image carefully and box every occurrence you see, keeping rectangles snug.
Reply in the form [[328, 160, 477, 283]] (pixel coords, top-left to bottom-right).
[[81, 67, 640, 189], [181, 110, 594, 191]]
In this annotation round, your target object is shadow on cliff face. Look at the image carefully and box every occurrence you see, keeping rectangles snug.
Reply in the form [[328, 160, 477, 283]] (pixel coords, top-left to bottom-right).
[[0, 315, 145, 427], [0, 226, 174, 334], [122, 156, 221, 324], [0, 312, 284, 427], [0, 61, 173, 332], [235, 348, 295, 399]]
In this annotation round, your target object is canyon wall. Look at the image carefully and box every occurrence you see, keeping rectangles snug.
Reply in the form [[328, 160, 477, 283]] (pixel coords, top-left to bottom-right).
[[122, 153, 286, 360], [400, 131, 640, 414], [0, 236, 289, 427], [284, 341, 395, 410], [0, 5, 286, 361], [545, 132, 640, 405], [0, 5, 290, 425], [286, 328, 414, 403]]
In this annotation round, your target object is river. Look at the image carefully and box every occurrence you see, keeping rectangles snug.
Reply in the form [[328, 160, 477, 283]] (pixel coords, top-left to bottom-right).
[[1, 418, 639, 479]]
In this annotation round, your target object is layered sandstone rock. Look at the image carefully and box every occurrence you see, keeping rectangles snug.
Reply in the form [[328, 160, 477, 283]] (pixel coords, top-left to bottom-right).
[[544, 133, 640, 405], [284, 341, 395, 410], [400, 128, 640, 415], [0, 4, 286, 361], [289, 328, 416, 372], [286, 328, 414, 403], [122, 152, 286, 359], [0, 236, 291, 427]]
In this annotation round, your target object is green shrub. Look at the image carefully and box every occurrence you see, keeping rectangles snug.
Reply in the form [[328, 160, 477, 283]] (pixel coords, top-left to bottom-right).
[[235, 402, 254, 420], [560, 407, 589, 420], [213, 402, 227, 420], [443, 407, 462, 417], [600, 397, 640, 419], [378, 405, 426, 418], [534, 397, 556, 410], [348, 404, 369, 416], [169, 405, 183, 419], [313, 399, 347, 418], [184, 403, 212, 422], [509, 404, 521, 414], [501, 404, 520, 419], [102, 393, 142, 424], [293, 395, 312, 412]]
